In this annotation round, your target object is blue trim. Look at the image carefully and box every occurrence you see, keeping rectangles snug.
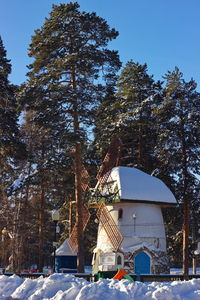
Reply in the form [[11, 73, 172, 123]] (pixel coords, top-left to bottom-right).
[[134, 252, 151, 274]]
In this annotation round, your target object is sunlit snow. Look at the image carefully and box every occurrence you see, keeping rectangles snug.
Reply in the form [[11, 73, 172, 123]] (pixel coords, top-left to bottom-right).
[[1, 274, 200, 300]]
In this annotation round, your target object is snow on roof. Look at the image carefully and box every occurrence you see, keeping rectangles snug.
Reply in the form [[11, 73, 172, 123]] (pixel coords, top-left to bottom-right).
[[120, 241, 161, 253], [56, 239, 77, 256], [106, 166, 177, 205]]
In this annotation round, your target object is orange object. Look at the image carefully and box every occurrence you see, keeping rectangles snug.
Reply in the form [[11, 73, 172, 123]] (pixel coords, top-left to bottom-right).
[[113, 269, 128, 280]]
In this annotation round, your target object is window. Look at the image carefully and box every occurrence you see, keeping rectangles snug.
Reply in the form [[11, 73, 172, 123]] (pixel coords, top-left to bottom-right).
[[117, 255, 122, 265], [118, 208, 123, 219]]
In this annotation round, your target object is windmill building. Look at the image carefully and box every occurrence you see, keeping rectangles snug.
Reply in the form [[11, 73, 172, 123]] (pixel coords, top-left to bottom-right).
[[92, 166, 177, 275]]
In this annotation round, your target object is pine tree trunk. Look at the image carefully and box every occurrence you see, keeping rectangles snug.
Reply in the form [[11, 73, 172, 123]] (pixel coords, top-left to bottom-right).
[[183, 196, 189, 280], [138, 117, 143, 167], [69, 200, 73, 234], [38, 181, 45, 272], [14, 200, 23, 273], [181, 120, 189, 280], [72, 66, 84, 273], [74, 141, 85, 272]]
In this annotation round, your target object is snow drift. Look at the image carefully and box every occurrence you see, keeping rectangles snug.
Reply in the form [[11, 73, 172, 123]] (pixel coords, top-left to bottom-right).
[[1, 273, 200, 300]]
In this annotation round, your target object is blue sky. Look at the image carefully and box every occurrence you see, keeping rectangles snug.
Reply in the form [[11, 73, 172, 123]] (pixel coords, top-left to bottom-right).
[[1, 0, 200, 89]]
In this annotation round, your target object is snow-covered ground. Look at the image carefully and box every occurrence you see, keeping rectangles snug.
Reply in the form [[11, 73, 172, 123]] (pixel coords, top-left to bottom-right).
[[170, 268, 200, 275], [1, 273, 200, 300]]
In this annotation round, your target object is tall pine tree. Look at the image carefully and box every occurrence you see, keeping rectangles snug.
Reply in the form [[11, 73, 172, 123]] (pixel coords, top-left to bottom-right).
[[0, 36, 26, 269], [19, 2, 121, 272], [94, 61, 162, 172], [154, 67, 200, 275], [0, 36, 25, 176]]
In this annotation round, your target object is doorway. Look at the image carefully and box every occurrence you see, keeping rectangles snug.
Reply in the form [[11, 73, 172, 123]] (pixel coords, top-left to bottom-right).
[[134, 251, 151, 274]]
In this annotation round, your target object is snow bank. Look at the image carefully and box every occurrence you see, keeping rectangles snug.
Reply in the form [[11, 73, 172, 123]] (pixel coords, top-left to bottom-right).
[[1, 274, 200, 300]]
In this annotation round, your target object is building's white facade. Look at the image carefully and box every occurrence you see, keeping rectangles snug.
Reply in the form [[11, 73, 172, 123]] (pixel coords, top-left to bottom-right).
[[92, 167, 177, 274]]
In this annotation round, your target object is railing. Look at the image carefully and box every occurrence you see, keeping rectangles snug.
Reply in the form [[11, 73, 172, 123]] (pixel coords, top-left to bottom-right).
[[129, 274, 200, 282], [93, 272, 200, 282], [2, 272, 94, 281], [2, 272, 200, 282], [2, 273, 49, 279]]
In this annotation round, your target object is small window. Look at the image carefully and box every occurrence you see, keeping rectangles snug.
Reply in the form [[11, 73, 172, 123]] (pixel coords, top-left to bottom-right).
[[117, 255, 122, 265], [118, 208, 123, 219]]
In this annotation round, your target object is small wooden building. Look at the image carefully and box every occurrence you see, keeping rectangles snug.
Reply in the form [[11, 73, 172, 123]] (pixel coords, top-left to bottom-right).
[[55, 239, 77, 273], [92, 166, 177, 274]]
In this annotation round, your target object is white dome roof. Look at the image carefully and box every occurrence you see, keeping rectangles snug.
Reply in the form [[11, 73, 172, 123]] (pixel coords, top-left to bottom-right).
[[56, 239, 77, 256], [103, 166, 177, 205]]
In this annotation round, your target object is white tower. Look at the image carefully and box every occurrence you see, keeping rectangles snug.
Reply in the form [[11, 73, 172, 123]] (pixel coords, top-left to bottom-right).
[[92, 166, 177, 274]]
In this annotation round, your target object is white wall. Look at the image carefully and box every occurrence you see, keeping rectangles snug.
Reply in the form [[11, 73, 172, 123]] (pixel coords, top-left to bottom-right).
[[96, 202, 166, 252]]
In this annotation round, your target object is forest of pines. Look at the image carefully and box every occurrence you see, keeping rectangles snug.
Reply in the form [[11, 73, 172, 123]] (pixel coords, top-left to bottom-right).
[[0, 2, 199, 272]]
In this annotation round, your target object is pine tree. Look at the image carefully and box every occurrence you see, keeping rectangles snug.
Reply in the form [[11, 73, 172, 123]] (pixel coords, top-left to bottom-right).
[[0, 36, 26, 270], [9, 109, 75, 272], [19, 2, 121, 272], [0, 36, 25, 175], [94, 61, 162, 173], [154, 67, 200, 276]]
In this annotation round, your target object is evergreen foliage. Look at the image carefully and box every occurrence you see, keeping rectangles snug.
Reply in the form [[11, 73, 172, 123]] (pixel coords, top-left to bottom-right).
[[16, 2, 121, 271], [20, 2, 120, 130], [1, 4, 199, 272], [154, 67, 200, 263], [0, 37, 25, 175], [0, 36, 26, 270], [94, 61, 162, 172]]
